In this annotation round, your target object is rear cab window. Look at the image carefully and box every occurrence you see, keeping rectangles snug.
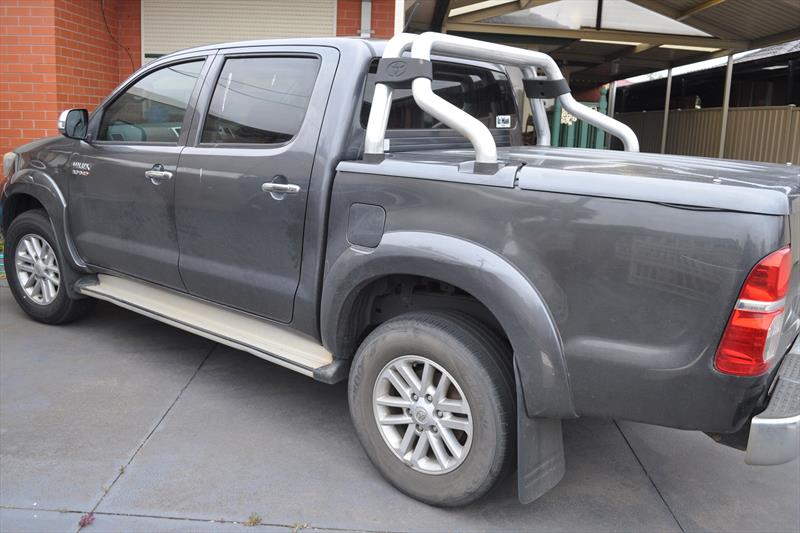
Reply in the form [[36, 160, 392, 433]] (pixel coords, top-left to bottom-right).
[[360, 59, 518, 132]]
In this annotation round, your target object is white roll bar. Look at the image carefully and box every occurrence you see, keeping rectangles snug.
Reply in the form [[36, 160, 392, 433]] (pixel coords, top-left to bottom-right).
[[522, 67, 551, 147], [364, 32, 639, 165], [364, 33, 417, 156]]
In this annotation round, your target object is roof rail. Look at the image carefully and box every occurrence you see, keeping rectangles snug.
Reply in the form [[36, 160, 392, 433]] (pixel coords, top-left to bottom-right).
[[364, 32, 640, 171]]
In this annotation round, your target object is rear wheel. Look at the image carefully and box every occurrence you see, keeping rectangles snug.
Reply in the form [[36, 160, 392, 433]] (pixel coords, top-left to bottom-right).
[[5, 209, 94, 324], [348, 311, 514, 506]]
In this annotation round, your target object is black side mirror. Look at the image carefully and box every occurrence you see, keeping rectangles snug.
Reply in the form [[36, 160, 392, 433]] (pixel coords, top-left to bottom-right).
[[57, 108, 89, 140]]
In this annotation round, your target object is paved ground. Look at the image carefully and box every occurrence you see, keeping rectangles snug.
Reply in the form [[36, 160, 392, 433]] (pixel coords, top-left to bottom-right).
[[1, 286, 798, 533]]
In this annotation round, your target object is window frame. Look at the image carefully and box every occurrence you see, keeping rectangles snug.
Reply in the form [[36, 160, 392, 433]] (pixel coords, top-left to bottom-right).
[[196, 52, 323, 149], [88, 55, 211, 147]]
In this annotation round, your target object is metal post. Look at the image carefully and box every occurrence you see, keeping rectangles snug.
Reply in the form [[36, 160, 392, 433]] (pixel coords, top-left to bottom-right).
[[551, 98, 562, 147], [719, 54, 734, 158], [595, 87, 607, 148], [605, 81, 616, 149], [660, 67, 673, 154]]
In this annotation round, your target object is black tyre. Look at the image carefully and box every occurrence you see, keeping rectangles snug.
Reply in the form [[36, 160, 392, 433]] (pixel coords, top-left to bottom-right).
[[4, 209, 94, 324], [348, 311, 515, 506]]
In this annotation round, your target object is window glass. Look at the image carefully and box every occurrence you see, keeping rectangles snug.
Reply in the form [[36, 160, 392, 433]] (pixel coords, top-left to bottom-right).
[[361, 60, 517, 130], [201, 56, 320, 145], [98, 61, 204, 143]]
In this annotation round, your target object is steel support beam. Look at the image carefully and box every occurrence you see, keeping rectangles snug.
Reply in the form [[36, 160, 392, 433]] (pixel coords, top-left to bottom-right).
[[660, 67, 673, 154], [626, 0, 741, 39], [445, 22, 748, 50], [677, 0, 728, 21], [447, 0, 563, 23], [752, 28, 800, 49], [719, 54, 734, 159]]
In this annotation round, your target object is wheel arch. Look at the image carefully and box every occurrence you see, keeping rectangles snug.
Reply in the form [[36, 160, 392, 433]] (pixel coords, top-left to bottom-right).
[[321, 231, 576, 419], [2, 170, 90, 295]]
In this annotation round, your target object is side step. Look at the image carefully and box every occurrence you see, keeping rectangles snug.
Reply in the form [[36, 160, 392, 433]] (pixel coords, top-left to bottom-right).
[[78, 274, 334, 378]]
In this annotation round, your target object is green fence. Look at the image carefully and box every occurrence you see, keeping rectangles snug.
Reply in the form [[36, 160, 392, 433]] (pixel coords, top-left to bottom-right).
[[549, 87, 608, 149]]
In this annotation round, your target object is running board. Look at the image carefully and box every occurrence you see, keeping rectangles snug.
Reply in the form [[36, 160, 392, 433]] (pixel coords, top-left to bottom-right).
[[78, 274, 334, 378]]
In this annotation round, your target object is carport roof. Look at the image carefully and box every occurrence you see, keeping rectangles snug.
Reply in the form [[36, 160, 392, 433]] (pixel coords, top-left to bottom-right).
[[407, 0, 800, 87]]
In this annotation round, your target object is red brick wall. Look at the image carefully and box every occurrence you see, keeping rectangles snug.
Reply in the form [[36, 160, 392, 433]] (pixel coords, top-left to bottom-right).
[[337, 0, 396, 39], [2, 0, 391, 156], [0, 0, 141, 155], [1, 1, 59, 154]]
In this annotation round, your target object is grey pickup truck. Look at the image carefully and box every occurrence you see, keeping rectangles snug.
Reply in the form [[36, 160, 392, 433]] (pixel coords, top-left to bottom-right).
[[3, 32, 799, 507]]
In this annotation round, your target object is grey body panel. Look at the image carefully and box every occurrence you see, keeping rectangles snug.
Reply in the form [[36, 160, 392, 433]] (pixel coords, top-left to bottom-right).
[[323, 150, 798, 432]]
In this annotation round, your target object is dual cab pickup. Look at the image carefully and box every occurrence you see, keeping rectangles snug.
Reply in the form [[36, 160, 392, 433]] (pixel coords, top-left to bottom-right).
[[2, 32, 798, 506]]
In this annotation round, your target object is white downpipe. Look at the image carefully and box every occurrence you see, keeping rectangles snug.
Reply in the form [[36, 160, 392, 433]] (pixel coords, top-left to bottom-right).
[[393, 0, 404, 35], [364, 32, 641, 162]]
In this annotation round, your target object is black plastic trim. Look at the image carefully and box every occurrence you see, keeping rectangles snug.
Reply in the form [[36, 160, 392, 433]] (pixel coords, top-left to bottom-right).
[[523, 78, 570, 99], [375, 58, 433, 88]]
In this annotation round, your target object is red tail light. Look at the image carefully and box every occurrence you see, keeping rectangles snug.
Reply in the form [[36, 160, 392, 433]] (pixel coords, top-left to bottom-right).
[[715, 246, 792, 376]]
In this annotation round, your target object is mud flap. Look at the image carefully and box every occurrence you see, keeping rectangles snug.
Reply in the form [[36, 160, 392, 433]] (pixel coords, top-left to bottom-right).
[[515, 363, 566, 504]]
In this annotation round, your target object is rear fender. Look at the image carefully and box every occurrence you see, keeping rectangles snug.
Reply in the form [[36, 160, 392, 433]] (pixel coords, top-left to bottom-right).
[[321, 231, 576, 419]]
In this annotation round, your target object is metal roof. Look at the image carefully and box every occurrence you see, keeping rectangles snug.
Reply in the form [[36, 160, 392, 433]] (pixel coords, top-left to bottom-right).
[[406, 0, 800, 87]]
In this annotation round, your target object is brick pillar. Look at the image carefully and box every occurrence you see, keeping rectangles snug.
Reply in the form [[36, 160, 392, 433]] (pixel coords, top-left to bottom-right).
[[0, 0, 141, 155], [337, 0, 396, 39]]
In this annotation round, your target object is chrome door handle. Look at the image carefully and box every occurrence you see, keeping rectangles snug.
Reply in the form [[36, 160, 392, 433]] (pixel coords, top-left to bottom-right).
[[261, 183, 300, 194], [145, 165, 173, 184]]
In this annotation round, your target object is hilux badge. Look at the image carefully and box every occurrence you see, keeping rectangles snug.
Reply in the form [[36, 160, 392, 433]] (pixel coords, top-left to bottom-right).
[[71, 161, 92, 176]]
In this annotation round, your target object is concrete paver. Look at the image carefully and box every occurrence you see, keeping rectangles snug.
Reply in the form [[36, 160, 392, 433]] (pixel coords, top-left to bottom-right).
[[98, 345, 679, 532], [0, 290, 211, 511], [618, 421, 800, 532]]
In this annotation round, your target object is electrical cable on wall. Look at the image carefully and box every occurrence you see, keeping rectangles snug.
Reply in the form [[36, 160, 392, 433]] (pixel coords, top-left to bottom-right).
[[100, 0, 135, 73]]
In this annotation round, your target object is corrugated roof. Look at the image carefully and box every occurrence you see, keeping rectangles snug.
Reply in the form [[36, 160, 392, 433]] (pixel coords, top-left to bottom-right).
[[423, 0, 800, 87]]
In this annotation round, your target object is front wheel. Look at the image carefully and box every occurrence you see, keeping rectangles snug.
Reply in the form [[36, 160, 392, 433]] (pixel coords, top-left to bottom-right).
[[348, 311, 515, 506], [4, 209, 94, 324]]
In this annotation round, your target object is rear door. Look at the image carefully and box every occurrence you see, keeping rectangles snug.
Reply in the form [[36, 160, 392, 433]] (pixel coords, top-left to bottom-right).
[[69, 55, 210, 289], [175, 46, 338, 322]]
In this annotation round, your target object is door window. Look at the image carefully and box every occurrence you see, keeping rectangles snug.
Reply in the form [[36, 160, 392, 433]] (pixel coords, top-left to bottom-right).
[[98, 60, 204, 143], [201, 56, 320, 145]]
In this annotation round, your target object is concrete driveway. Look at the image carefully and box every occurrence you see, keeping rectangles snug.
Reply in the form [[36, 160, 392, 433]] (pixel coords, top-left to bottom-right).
[[1, 286, 798, 533]]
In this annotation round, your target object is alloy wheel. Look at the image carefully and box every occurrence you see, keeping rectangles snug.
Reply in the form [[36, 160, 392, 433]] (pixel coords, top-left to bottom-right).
[[372, 355, 473, 474], [15, 233, 60, 305]]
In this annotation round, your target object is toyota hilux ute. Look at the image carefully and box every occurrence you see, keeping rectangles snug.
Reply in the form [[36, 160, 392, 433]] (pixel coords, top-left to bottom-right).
[[2, 33, 799, 507]]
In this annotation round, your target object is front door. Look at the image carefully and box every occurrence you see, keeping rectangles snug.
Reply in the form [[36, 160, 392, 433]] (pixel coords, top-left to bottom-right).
[[175, 48, 335, 322], [69, 58, 208, 289]]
